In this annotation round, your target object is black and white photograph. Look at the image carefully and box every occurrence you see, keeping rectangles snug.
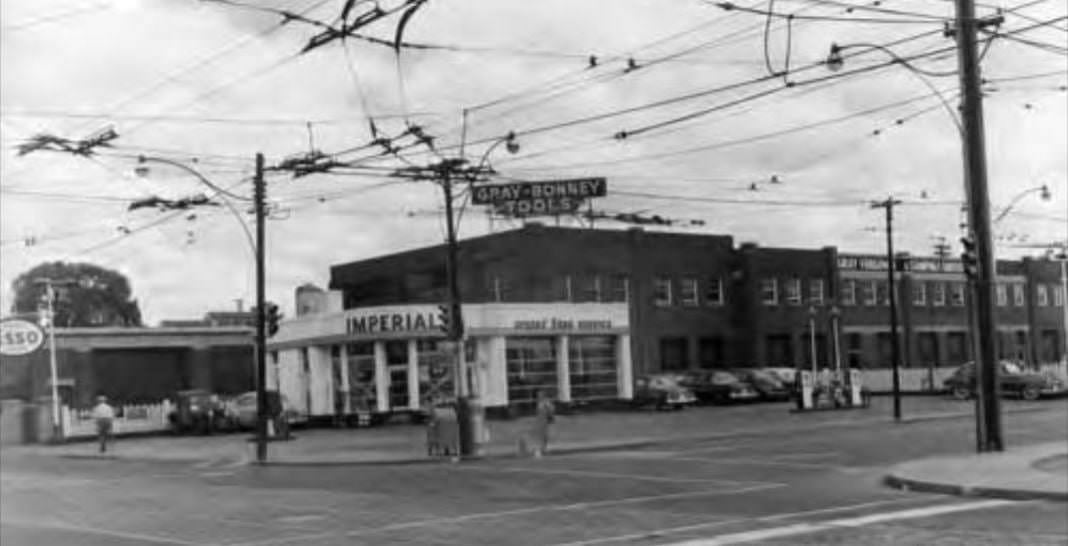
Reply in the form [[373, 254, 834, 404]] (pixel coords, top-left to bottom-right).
[[1, 0, 1066, 544]]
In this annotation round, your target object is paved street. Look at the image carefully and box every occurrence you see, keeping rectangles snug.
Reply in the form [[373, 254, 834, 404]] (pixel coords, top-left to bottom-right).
[[3, 400, 1067, 546]]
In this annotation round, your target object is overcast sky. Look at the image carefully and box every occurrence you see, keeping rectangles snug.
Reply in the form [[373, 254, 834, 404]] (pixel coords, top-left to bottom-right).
[[2, 0, 1065, 324]]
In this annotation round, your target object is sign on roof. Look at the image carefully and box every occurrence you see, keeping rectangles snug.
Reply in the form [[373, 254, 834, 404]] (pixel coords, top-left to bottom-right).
[[471, 177, 607, 205]]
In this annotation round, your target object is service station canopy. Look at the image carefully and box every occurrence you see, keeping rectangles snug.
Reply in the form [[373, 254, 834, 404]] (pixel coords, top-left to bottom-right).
[[472, 177, 607, 217]]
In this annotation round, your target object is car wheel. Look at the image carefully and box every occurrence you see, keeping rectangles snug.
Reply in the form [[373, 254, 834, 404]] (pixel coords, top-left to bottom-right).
[[951, 387, 971, 401], [1021, 386, 1040, 401]]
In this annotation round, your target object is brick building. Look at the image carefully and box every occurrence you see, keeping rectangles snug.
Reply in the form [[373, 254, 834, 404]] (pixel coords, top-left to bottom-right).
[[268, 223, 1066, 416]]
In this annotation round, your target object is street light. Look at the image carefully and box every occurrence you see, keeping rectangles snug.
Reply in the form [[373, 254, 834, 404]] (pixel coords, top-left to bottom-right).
[[135, 154, 271, 463], [992, 184, 1051, 225]]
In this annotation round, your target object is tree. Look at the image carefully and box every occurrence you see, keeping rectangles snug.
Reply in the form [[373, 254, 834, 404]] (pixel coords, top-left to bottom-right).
[[9, 261, 143, 327]]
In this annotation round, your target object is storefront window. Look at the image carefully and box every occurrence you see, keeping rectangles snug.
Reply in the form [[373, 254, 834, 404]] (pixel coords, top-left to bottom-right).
[[506, 337, 558, 407], [346, 342, 376, 412], [385, 340, 409, 409], [569, 336, 618, 402], [417, 339, 453, 407]]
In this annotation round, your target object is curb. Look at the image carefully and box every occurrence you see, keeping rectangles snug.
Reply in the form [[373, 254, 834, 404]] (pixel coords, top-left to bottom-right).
[[883, 473, 1068, 502]]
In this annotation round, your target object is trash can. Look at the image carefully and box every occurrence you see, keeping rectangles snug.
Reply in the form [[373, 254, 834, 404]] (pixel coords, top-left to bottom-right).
[[456, 396, 485, 457]]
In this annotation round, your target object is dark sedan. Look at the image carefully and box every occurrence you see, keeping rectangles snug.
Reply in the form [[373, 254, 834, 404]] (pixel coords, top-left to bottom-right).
[[683, 370, 760, 405], [731, 368, 792, 401]]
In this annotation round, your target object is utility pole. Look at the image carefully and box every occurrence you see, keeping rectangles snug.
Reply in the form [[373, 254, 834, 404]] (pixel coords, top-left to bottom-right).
[[253, 153, 268, 463], [872, 198, 903, 421], [953, 0, 1002, 451], [440, 161, 466, 397]]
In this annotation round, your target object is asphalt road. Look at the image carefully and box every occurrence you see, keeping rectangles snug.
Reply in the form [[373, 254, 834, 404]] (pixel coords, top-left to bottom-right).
[[3, 400, 1066, 546]]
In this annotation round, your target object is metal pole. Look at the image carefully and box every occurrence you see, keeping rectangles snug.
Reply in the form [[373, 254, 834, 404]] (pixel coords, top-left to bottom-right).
[[254, 153, 268, 463], [808, 308, 817, 374], [1060, 256, 1067, 362], [45, 283, 61, 441], [832, 309, 842, 373], [441, 165, 465, 396], [874, 199, 903, 421], [954, 0, 1002, 452]]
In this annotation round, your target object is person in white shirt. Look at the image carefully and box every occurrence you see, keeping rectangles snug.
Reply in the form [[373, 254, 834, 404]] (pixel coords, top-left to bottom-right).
[[91, 396, 115, 453]]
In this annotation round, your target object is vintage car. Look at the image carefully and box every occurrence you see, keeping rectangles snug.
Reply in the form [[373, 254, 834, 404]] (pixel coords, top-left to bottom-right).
[[943, 361, 1064, 401], [633, 374, 698, 410], [682, 370, 760, 405]]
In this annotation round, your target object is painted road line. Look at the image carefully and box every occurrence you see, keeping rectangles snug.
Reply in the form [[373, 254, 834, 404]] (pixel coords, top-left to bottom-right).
[[548, 496, 940, 546], [766, 451, 843, 460], [1, 518, 210, 546], [231, 483, 786, 546], [664, 456, 841, 469], [659, 499, 1016, 546], [455, 464, 780, 486]]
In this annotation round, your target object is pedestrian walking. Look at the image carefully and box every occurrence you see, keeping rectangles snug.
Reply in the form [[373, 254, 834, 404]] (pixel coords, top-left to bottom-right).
[[91, 395, 115, 453]]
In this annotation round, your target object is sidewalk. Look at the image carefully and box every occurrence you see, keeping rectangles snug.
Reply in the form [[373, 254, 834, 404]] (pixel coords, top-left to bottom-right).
[[885, 442, 1068, 501], [6, 396, 1061, 467]]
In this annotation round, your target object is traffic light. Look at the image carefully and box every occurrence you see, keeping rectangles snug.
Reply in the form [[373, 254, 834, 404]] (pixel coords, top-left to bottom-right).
[[960, 236, 978, 280], [265, 302, 281, 337]]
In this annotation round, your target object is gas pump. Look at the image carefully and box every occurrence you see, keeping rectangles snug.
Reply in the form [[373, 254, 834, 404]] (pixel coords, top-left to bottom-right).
[[799, 370, 814, 410], [847, 368, 864, 407]]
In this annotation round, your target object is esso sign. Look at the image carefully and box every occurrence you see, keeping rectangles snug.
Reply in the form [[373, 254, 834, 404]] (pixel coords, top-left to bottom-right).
[[0, 319, 45, 356]]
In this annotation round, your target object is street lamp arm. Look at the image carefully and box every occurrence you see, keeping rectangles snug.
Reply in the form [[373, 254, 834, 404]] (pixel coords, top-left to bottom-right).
[[466, 132, 520, 181], [136, 155, 257, 254], [137, 155, 253, 202], [829, 42, 962, 134], [993, 184, 1050, 225]]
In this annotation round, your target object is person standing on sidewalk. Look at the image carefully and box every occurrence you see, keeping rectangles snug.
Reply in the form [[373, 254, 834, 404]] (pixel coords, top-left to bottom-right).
[[91, 395, 115, 453], [532, 389, 555, 457]]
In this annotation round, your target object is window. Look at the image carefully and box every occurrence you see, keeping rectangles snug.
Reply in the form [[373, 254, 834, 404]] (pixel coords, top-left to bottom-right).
[[1036, 284, 1049, 306], [863, 281, 878, 306], [950, 282, 966, 306], [846, 333, 863, 368], [912, 281, 927, 306], [785, 278, 802, 305], [996, 283, 1008, 306], [705, 277, 724, 305], [653, 277, 672, 306], [698, 337, 725, 368], [569, 336, 618, 402], [506, 337, 558, 406], [559, 276, 573, 301], [607, 275, 629, 302], [576, 276, 601, 303], [680, 278, 699, 306], [1055, 285, 1065, 307], [660, 337, 689, 371], [761, 278, 779, 305], [876, 281, 890, 306], [932, 282, 946, 306], [809, 278, 825, 305], [841, 279, 857, 306], [1013, 284, 1025, 306]]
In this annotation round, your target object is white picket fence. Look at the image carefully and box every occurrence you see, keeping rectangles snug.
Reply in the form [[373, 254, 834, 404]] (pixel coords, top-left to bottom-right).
[[862, 361, 1068, 393], [60, 400, 173, 439]]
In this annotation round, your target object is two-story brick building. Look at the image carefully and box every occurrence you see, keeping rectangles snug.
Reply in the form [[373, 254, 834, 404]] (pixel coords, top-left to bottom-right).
[[268, 223, 1066, 417]]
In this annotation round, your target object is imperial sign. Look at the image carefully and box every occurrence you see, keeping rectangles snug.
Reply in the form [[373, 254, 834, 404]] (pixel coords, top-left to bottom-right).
[[0, 319, 45, 356]]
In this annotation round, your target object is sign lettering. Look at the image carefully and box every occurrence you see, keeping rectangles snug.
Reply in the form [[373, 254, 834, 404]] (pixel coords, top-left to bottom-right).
[[347, 312, 438, 335], [472, 178, 607, 205], [513, 318, 613, 331], [0, 319, 45, 356]]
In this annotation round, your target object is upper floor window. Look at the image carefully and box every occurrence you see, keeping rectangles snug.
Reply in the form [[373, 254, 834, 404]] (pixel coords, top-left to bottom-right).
[[785, 278, 802, 305], [679, 278, 699, 306], [492, 277, 504, 302], [809, 278, 825, 305], [950, 282, 966, 306], [912, 281, 927, 306], [863, 281, 878, 306], [705, 277, 724, 305], [653, 277, 672, 307], [996, 283, 1008, 306], [932, 282, 946, 306], [761, 278, 778, 305], [608, 275, 629, 302], [1036, 284, 1049, 306], [577, 276, 601, 302], [841, 279, 857, 306], [1013, 284, 1025, 306], [1054, 285, 1065, 307]]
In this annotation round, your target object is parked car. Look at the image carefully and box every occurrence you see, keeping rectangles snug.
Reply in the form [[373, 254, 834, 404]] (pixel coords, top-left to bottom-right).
[[763, 367, 799, 386], [683, 370, 760, 404], [167, 389, 223, 434], [943, 361, 1065, 401], [633, 374, 697, 410], [223, 391, 308, 430], [731, 368, 791, 401]]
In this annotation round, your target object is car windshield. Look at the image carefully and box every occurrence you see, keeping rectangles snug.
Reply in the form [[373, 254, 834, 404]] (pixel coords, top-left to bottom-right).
[[749, 370, 780, 383], [711, 372, 738, 385]]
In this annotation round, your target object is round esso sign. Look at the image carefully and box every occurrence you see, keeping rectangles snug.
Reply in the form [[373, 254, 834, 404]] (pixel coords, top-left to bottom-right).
[[0, 319, 45, 356]]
